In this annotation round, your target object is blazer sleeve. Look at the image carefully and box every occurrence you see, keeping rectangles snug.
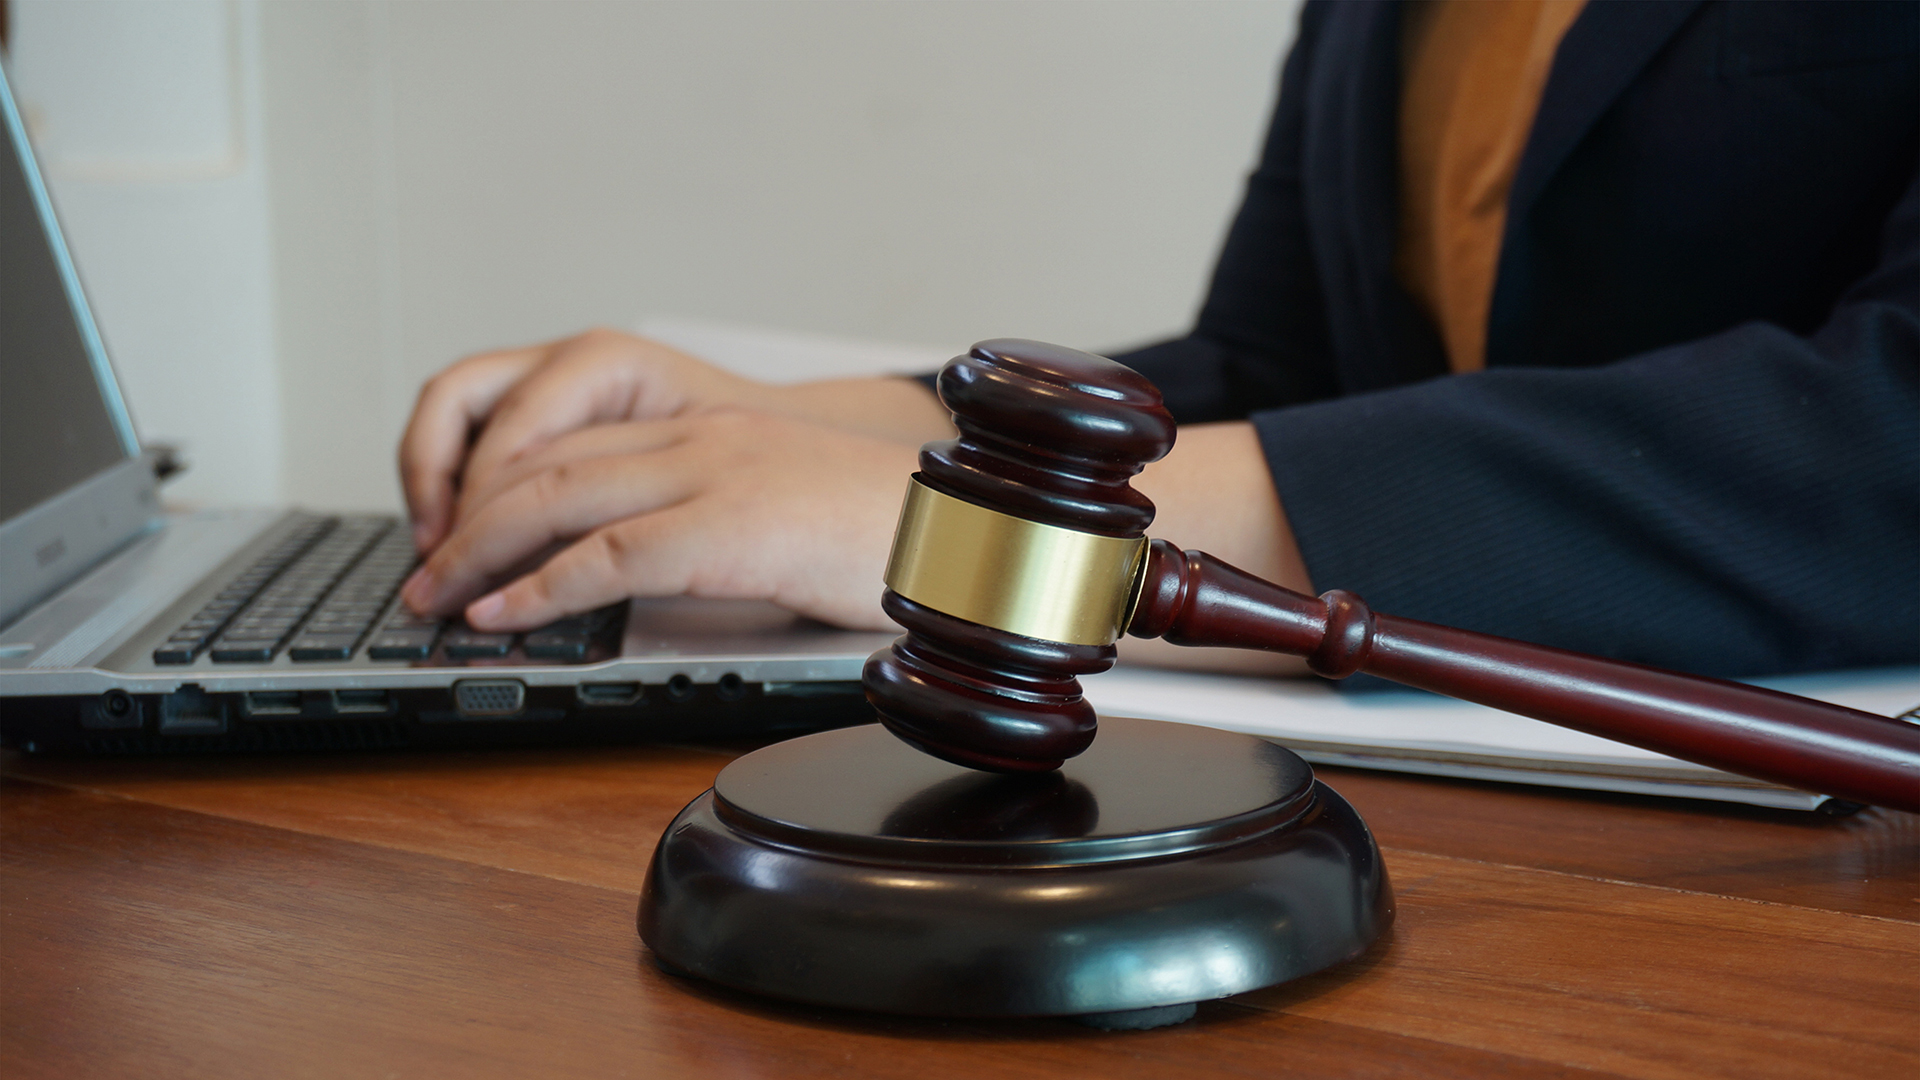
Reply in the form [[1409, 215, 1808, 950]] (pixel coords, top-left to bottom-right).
[[1256, 163, 1920, 679], [1110, 2, 1343, 425]]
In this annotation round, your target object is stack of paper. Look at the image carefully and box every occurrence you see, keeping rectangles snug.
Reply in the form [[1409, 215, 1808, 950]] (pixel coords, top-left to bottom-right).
[[1082, 664, 1920, 811]]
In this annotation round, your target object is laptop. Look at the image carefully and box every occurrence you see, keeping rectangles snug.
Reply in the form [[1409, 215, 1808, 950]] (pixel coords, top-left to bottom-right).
[[0, 67, 894, 755]]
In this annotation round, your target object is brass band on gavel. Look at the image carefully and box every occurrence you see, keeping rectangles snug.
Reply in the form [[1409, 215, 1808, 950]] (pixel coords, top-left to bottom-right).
[[882, 477, 1148, 647]]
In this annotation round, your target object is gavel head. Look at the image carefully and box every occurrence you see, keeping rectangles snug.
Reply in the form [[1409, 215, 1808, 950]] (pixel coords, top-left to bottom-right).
[[863, 339, 1176, 772]]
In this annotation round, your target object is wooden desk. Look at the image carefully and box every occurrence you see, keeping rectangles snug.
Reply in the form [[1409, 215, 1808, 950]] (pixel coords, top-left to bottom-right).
[[3, 733, 1915, 1078]]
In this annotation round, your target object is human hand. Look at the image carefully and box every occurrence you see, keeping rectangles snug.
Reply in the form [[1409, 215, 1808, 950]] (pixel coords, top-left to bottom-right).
[[398, 409, 919, 632], [400, 329, 749, 553], [399, 328, 951, 554]]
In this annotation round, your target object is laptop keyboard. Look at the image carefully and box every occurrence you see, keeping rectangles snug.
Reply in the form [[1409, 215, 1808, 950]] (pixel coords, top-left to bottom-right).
[[151, 515, 619, 666]]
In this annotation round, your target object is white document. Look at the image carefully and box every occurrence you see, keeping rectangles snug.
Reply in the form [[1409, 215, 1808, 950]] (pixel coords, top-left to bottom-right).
[[1082, 664, 1920, 811]]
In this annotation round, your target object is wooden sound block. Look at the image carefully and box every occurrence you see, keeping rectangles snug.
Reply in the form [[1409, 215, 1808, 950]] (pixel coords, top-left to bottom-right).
[[638, 717, 1393, 1026]]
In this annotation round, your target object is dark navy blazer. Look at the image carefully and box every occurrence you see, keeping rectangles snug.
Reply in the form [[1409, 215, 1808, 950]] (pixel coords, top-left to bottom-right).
[[1113, 0, 1918, 677]]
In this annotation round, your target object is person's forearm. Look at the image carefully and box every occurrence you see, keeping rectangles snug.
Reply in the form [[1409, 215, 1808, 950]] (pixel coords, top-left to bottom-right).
[[1125, 421, 1311, 675]]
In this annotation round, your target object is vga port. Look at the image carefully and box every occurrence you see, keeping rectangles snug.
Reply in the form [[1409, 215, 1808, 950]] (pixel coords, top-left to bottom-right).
[[453, 679, 525, 717]]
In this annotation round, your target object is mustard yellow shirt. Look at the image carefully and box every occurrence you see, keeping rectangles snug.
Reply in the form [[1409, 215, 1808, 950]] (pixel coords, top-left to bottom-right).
[[1396, 0, 1588, 373]]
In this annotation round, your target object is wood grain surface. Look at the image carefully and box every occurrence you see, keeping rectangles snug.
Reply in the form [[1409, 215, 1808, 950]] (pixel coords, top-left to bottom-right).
[[4, 731, 1916, 1079]]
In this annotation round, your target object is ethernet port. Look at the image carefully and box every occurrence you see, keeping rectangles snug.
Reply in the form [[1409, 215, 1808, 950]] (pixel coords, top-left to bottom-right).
[[159, 684, 226, 735]]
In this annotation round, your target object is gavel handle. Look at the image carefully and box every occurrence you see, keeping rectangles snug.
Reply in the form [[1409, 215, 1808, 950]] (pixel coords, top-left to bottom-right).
[[1126, 542, 1920, 812]]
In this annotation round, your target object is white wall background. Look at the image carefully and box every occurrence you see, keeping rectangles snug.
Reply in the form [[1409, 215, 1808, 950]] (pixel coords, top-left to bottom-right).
[[9, 0, 279, 509], [9, 0, 1301, 513]]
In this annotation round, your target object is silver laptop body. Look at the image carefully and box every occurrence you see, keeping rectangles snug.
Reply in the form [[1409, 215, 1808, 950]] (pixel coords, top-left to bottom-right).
[[0, 66, 891, 754]]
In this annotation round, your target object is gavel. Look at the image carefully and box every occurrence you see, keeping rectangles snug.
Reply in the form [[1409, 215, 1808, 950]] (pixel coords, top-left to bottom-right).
[[863, 339, 1920, 812]]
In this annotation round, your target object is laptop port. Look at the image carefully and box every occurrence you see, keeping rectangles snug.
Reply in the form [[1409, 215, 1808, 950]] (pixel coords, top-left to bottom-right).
[[331, 689, 395, 715], [664, 674, 696, 703], [245, 690, 305, 717], [453, 679, 525, 717], [82, 688, 143, 730], [715, 673, 747, 702], [158, 684, 227, 735], [577, 682, 641, 707]]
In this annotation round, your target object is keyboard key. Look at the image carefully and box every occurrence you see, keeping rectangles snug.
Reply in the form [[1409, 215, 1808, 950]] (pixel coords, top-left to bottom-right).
[[289, 634, 361, 662], [523, 629, 589, 661], [210, 639, 280, 663], [153, 644, 199, 664], [442, 629, 514, 659], [368, 631, 437, 660], [246, 601, 307, 614]]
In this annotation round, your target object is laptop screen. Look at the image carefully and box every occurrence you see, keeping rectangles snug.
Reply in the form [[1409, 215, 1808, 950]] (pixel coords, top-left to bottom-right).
[[0, 69, 138, 525]]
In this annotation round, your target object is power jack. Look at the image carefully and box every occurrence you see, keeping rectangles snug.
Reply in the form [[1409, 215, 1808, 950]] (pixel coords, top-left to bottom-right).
[[84, 688, 142, 731]]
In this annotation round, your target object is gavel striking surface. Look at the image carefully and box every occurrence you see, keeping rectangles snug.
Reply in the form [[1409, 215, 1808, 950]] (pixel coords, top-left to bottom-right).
[[639, 718, 1392, 1021]]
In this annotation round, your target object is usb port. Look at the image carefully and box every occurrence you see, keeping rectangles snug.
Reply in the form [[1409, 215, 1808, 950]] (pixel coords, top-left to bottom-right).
[[576, 682, 641, 707], [331, 689, 394, 715], [244, 690, 305, 717]]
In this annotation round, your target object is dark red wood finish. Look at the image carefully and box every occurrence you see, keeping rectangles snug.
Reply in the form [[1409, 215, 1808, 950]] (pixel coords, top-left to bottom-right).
[[1129, 541, 1920, 812], [916, 338, 1176, 536], [864, 593, 1116, 772], [865, 340, 1176, 772]]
